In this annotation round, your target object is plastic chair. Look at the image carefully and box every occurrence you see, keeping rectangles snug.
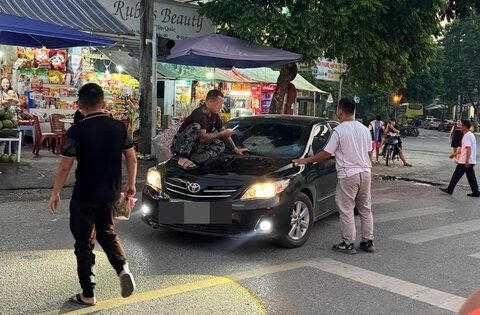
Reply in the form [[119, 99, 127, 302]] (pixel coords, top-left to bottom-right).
[[50, 114, 66, 153], [32, 115, 61, 155]]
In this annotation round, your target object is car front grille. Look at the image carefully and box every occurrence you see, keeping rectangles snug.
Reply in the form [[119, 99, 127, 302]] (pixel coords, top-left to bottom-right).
[[164, 177, 242, 201]]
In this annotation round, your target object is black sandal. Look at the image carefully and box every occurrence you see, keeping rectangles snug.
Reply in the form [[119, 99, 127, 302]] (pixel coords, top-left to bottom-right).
[[68, 293, 96, 306]]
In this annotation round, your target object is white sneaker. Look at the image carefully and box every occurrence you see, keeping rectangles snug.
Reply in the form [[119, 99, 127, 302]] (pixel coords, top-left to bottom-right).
[[119, 265, 136, 298]]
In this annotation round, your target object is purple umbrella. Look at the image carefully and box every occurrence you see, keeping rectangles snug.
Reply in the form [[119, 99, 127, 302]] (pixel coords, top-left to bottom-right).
[[161, 33, 302, 68]]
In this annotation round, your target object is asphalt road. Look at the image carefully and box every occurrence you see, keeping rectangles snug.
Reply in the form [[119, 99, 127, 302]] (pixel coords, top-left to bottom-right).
[[1, 129, 479, 314]]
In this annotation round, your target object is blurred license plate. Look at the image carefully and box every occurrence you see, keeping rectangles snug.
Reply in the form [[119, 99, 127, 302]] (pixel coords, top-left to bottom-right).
[[158, 201, 232, 224]]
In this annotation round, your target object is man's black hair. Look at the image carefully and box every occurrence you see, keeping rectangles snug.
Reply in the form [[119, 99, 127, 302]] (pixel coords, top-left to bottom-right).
[[206, 89, 224, 101], [462, 119, 472, 129], [389, 118, 396, 122], [376, 114, 381, 121], [338, 98, 355, 115], [78, 83, 104, 109]]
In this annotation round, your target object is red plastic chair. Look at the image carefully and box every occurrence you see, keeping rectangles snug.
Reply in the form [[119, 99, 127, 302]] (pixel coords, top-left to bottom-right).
[[50, 114, 66, 153], [32, 115, 61, 155]]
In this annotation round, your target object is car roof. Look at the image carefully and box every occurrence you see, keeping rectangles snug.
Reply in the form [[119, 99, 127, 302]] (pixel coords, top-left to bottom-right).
[[231, 115, 330, 127]]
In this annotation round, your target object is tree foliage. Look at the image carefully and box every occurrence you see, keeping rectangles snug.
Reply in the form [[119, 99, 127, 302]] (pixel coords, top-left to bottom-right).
[[401, 45, 446, 104], [442, 15, 480, 118], [199, 0, 445, 91]]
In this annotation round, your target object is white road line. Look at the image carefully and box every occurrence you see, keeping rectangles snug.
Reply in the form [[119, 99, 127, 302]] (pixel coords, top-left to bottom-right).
[[374, 207, 454, 223], [372, 197, 399, 204], [331, 207, 454, 226], [391, 219, 480, 244], [419, 136, 427, 139], [307, 258, 466, 313], [468, 252, 480, 259]]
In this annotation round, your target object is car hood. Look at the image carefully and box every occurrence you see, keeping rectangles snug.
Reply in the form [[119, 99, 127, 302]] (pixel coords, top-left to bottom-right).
[[161, 155, 298, 180]]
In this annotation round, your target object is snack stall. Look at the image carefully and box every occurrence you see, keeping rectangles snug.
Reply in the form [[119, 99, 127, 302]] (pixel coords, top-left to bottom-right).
[[3, 46, 140, 133]]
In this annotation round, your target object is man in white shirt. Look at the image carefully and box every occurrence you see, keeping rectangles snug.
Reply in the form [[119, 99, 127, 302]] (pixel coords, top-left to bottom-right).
[[440, 119, 480, 197], [293, 98, 375, 254]]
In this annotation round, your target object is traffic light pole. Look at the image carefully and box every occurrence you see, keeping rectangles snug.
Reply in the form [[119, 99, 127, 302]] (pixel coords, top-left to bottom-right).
[[139, 0, 154, 157]]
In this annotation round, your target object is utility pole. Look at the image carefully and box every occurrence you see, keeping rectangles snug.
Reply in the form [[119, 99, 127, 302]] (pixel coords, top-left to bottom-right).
[[139, 0, 154, 156]]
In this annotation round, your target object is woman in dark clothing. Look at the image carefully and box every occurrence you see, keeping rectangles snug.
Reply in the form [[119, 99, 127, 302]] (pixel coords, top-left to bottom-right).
[[450, 120, 463, 161]]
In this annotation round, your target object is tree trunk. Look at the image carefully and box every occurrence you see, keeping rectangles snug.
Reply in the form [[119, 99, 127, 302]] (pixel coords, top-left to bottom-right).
[[269, 63, 298, 114], [138, 0, 154, 155]]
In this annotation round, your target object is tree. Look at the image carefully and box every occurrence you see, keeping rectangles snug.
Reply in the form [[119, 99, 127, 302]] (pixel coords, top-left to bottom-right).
[[199, 0, 445, 113], [442, 15, 480, 120], [401, 45, 446, 105]]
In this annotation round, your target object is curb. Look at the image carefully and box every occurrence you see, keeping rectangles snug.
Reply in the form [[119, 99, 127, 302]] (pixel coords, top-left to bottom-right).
[[373, 173, 471, 188]]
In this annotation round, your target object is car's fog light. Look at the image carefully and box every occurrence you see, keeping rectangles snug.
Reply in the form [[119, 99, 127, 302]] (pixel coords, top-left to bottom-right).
[[259, 220, 272, 231], [142, 204, 151, 216], [255, 218, 273, 233]]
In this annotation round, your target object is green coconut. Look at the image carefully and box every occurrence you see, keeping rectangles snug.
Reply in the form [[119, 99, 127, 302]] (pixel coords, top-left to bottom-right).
[[9, 154, 17, 163], [2, 120, 13, 129], [1, 154, 10, 163], [4, 111, 13, 120]]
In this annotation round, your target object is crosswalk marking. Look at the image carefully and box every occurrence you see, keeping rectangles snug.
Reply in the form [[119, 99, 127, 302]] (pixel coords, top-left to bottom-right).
[[330, 207, 454, 226], [307, 258, 466, 312], [391, 219, 480, 244], [374, 207, 454, 223], [468, 252, 480, 259]]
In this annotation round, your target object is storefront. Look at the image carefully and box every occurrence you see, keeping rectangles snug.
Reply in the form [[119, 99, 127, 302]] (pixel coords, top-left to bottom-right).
[[0, 45, 140, 133]]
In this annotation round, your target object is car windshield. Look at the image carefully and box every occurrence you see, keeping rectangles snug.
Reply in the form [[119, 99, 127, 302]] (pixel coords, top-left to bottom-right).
[[223, 120, 310, 159]]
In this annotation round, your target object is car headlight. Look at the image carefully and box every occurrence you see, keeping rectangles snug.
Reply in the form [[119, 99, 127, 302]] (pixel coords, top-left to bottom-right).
[[147, 168, 162, 192], [241, 179, 290, 200]]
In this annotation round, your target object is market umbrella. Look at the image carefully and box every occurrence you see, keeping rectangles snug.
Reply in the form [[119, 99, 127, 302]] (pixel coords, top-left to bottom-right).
[[0, 12, 115, 48], [161, 33, 302, 68]]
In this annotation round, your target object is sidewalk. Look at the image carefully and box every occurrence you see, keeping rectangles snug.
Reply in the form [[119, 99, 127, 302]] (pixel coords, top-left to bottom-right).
[[372, 150, 471, 187], [0, 145, 156, 190]]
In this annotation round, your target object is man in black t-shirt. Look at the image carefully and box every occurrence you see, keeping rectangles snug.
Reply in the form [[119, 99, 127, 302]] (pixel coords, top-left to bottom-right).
[[172, 89, 247, 170], [48, 83, 138, 306]]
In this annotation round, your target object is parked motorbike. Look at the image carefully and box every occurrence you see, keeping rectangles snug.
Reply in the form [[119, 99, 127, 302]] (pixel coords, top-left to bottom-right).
[[399, 124, 419, 137], [384, 137, 400, 166]]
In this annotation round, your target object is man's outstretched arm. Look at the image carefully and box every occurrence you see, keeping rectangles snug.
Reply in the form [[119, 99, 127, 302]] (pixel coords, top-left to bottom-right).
[[48, 157, 74, 214]]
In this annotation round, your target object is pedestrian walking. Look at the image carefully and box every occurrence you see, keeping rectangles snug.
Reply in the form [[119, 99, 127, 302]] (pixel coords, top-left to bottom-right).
[[449, 120, 463, 161], [48, 83, 138, 306], [440, 119, 480, 197], [293, 98, 375, 254]]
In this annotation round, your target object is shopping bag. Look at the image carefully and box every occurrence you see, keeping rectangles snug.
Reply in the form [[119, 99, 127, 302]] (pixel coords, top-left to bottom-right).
[[114, 192, 137, 220]]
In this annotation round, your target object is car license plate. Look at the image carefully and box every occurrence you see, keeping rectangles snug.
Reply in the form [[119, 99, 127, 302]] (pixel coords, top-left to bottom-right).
[[158, 201, 232, 224]]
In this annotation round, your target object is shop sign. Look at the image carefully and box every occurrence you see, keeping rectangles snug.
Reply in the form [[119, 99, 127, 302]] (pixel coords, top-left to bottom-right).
[[98, 0, 215, 40], [326, 93, 334, 103], [312, 58, 347, 82]]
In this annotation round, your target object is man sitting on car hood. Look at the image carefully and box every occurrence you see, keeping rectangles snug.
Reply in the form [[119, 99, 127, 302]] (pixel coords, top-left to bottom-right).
[[171, 89, 248, 170]]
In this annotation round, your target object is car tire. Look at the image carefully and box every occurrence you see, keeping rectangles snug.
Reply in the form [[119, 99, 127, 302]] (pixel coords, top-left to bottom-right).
[[276, 193, 314, 248]]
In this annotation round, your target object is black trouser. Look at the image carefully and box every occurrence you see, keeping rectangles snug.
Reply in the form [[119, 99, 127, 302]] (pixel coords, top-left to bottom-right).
[[447, 164, 480, 195], [70, 199, 127, 298]]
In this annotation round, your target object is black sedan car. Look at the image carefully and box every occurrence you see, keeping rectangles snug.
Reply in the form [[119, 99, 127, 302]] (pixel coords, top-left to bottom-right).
[[142, 115, 338, 248]]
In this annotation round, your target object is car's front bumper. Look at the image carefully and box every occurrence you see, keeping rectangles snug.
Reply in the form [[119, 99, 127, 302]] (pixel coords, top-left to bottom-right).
[[141, 185, 293, 239]]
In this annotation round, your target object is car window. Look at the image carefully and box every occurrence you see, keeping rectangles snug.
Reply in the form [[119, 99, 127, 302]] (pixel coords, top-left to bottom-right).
[[224, 120, 310, 159], [312, 124, 331, 154]]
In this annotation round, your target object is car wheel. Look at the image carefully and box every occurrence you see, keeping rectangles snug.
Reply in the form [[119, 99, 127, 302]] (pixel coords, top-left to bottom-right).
[[277, 193, 314, 248]]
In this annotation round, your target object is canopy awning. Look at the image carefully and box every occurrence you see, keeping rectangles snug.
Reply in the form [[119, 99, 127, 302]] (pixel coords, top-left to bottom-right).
[[0, 12, 115, 48], [0, 0, 132, 35], [156, 63, 254, 83], [235, 68, 328, 93], [162, 33, 303, 68]]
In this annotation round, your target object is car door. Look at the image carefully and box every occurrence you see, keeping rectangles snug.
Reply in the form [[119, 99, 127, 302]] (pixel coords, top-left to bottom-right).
[[307, 123, 337, 217]]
